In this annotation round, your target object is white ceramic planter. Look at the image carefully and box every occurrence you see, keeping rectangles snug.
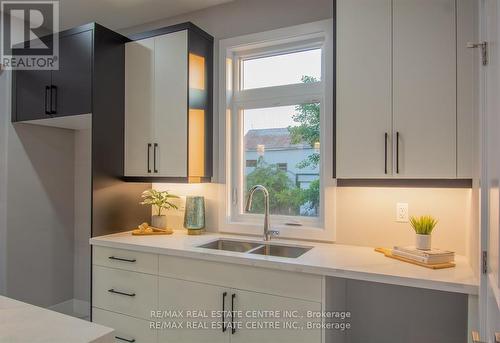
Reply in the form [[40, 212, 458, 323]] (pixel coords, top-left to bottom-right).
[[415, 234, 432, 250], [152, 215, 168, 229]]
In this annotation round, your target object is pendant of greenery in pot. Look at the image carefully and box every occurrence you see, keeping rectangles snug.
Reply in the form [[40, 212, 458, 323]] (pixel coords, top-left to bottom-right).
[[140, 189, 179, 229], [409, 215, 438, 250]]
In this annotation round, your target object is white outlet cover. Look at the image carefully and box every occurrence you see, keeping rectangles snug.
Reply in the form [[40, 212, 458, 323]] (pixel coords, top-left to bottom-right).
[[396, 203, 409, 222]]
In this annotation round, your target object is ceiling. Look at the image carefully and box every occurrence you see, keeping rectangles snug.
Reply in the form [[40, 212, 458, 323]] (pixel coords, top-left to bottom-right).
[[57, 0, 233, 31]]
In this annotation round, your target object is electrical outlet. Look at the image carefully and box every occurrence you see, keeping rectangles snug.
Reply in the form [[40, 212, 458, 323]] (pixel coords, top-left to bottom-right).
[[396, 203, 409, 222]]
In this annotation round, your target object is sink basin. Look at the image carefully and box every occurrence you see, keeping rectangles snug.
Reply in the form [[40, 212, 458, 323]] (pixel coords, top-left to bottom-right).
[[197, 239, 261, 253], [248, 244, 312, 258], [196, 239, 313, 258]]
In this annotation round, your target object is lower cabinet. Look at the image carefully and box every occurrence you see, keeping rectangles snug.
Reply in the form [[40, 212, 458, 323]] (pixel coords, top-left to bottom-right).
[[156, 277, 322, 343], [230, 289, 322, 343], [92, 246, 324, 343], [158, 277, 230, 343], [93, 307, 157, 343]]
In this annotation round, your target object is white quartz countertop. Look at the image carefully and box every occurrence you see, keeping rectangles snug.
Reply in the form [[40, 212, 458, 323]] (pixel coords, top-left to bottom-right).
[[0, 296, 114, 343], [90, 230, 479, 295]]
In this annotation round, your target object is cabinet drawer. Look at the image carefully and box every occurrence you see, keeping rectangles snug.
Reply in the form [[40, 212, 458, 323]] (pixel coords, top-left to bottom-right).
[[93, 265, 157, 320], [93, 246, 158, 274], [93, 307, 157, 343], [158, 255, 322, 302]]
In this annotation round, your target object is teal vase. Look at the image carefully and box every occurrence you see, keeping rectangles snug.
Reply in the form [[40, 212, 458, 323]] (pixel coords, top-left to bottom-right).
[[184, 196, 205, 234]]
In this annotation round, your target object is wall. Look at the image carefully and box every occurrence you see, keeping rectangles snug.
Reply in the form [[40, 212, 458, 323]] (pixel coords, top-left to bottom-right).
[[5, 122, 75, 308], [129, 0, 472, 259], [0, 68, 9, 294], [335, 187, 471, 255], [73, 128, 91, 315], [0, 24, 76, 306]]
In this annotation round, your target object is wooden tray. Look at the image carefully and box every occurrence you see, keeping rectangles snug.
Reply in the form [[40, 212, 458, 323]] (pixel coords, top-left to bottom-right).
[[375, 247, 455, 269], [131, 228, 173, 236]]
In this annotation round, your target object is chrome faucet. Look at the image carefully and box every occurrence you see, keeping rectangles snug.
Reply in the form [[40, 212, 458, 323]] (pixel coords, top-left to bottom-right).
[[245, 185, 279, 241]]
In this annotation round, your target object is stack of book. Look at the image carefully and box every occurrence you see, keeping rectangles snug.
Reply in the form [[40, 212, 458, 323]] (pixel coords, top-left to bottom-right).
[[392, 246, 455, 265]]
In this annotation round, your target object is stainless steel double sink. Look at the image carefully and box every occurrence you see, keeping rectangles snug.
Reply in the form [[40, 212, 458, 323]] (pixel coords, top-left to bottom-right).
[[197, 239, 312, 258]]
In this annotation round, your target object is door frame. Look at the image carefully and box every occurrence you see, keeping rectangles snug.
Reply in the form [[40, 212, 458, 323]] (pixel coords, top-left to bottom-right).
[[478, 0, 500, 339]]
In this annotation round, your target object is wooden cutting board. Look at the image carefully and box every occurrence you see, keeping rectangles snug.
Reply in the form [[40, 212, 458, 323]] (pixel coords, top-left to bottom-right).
[[375, 247, 455, 269], [131, 227, 173, 235]]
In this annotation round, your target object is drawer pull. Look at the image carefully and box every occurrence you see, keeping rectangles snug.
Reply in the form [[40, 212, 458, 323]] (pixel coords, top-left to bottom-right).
[[108, 289, 136, 297], [115, 336, 136, 343], [108, 256, 137, 263]]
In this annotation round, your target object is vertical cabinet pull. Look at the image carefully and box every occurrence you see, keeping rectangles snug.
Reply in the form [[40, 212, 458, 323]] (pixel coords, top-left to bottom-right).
[[396, 131, 400, 174], [45, 86, 50, 115], [231, 293, 236, 334], [384, 133, 388, 174], [222, 292, 227, 332], [50, 85, 57, 114], [153, 143, 158, 173], [147, 143, 152, 173]]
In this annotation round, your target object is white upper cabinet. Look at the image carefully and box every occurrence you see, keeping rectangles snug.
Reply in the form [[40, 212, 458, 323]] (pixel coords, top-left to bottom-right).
[[337, 0, 475, 179], [393, 0, 456, 178], [125, 31, 188, 178], [125, 38, 155, 177], [336, 0, 392, 178], [124, 24, 213, 182], [153, 31, 188, 178]]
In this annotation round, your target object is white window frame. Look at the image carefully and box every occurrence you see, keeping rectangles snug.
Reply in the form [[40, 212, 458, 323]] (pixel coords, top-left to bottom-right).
[[218, 20, 335, 241]]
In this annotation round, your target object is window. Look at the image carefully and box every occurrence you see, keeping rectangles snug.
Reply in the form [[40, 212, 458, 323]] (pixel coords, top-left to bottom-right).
[[246, 159, 257, 168], [220, 20, 333, 238], [277, 163, 288, 172], [243, 104, 320, 217]]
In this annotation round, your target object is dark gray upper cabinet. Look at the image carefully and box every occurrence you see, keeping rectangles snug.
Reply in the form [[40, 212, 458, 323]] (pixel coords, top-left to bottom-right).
[[13, 69, 52, 121], [50, 30, 93, 117], [12, 23, 119, 122]]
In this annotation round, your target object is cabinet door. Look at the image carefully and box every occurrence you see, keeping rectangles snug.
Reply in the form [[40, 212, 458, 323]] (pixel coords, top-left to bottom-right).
[[154, 31, 188, 177], [393, 0, 456, 178], [51, 30, 92, 117], [124, 38, 155, 176], [158, 277, 230, 343], [230, 290, 322, 343], [13, 69, 52, 121], [336, 0, 392, 178]]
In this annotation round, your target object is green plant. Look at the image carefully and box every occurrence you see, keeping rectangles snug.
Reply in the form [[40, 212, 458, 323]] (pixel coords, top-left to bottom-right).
[[140, 189, 179, 216], [409, 215, 438, 235]]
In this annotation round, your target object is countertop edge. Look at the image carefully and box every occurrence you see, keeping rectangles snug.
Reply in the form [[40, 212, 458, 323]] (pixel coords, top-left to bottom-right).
[[90, 237, 479, 296]]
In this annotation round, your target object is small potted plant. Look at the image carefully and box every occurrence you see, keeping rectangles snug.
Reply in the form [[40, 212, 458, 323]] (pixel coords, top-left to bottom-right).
[[409, 215, 438, 250], [140, 189, 179, 229]]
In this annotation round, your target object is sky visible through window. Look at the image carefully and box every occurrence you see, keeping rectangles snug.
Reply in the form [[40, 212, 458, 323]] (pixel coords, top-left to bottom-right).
[[242, 48, 321, 90]]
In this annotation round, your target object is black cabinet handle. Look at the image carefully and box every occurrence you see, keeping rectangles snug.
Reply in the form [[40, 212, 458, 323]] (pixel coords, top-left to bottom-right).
[[45, 86, 51, 115], [50, 85, 57, 114], [108, 289, 136, 297], [147, 143, 152, 173], [231, 293, 236, 334], [115, 336, 135, 343], [384, 133, 388, 174], [108, 256, 136, 263], [153, 143, 158, 173], [222, 292, 227, 332], [396, 131, 400, 174]]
